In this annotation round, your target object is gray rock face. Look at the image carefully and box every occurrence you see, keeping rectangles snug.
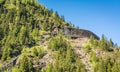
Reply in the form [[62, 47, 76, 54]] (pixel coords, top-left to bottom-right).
[[51, 24, 99, 40], [64, 26, 99, 40]]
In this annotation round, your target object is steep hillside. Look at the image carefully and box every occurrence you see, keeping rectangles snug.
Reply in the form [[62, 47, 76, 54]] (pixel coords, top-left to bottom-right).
[[0, 0, 120, 72], [0, 0, 69, 61]]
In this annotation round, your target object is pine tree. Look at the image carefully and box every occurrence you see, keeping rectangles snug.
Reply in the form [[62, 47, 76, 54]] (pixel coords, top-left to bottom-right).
[[100, 35, 109, 51], [19, 54, 32, 72], [76, 58, 86, 72], [112, 62, 120, 72], [90, 51, 98, 63], [109, 38, 114, 47], [98, 60, 107, 72], [2, 47, 10, 61], [45, 64, 53, 72]]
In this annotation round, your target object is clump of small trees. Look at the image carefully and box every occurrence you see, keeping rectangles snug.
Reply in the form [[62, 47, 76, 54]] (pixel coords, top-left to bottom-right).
[[42, 35, 86, 72], [84, 35, 120, 72], [84, 35, 114, 52]]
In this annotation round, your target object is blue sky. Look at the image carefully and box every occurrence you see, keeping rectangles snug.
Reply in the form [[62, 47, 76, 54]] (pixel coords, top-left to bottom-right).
[[38, 0, 120, 46]]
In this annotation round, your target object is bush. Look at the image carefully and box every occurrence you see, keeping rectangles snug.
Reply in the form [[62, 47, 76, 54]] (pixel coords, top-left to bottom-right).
[[83, 42, 92, 53], [48, 35, 68, 51], [22, 46, 45, 58]]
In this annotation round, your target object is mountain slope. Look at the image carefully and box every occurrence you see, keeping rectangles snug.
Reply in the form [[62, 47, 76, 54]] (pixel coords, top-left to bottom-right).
[[0, 0, 120, 72], [0, 0, 69, 61]]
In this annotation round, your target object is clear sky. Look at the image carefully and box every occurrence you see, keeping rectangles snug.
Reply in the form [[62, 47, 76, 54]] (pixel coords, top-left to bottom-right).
[[38, 0, 120, 46]]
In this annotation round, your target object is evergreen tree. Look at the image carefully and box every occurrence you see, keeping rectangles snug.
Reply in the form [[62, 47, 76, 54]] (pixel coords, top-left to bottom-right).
[[112, 62, 120, 72], [19, 54, 32, 72], [90, 51, 98, 63], [100, 35, 109, 51], [109, 38, 114, 47], [76, 58, 86, 72]]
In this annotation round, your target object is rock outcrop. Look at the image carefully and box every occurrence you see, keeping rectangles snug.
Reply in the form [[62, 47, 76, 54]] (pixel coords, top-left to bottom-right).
[[64, 25, 99, 39]]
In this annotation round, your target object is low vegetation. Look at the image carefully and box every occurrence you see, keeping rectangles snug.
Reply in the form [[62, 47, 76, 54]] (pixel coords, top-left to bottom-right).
[[84, 35, 120, 72]]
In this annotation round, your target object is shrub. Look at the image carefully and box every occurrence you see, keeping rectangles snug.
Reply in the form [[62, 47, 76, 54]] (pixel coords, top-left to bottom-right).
[[48, 35, 68, 51]]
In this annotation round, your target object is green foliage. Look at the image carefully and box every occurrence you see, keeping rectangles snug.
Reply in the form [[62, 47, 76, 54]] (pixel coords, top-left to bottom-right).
[[12, 67, 19, 72], [19, 54, 32, 72], [112, 62, 120, 72], [76, 58, 86, 72], [109, 38, 114, 48], [90, 51, 98, 63], [42, 48, 86, 72], [4, 4, 16, 9], [2, 46, 12, 61], [99, 35, 109, 51], [22, 46, 45, 58], [43, 35, 86, 72], [0, 0, 4, 4], [30, 28, 40, 42], [0, 0, 68, 61], [83, 35, 98, 52], [48, 35, 69, 51], [84, 35, 120, 72], [0, 0, 119, 72], [42, 64, 53, 72], [84, 35, 114, 52], [32, 46, 45, 58], [93, 56, 120, 72], [83, 42, 92, 53]]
